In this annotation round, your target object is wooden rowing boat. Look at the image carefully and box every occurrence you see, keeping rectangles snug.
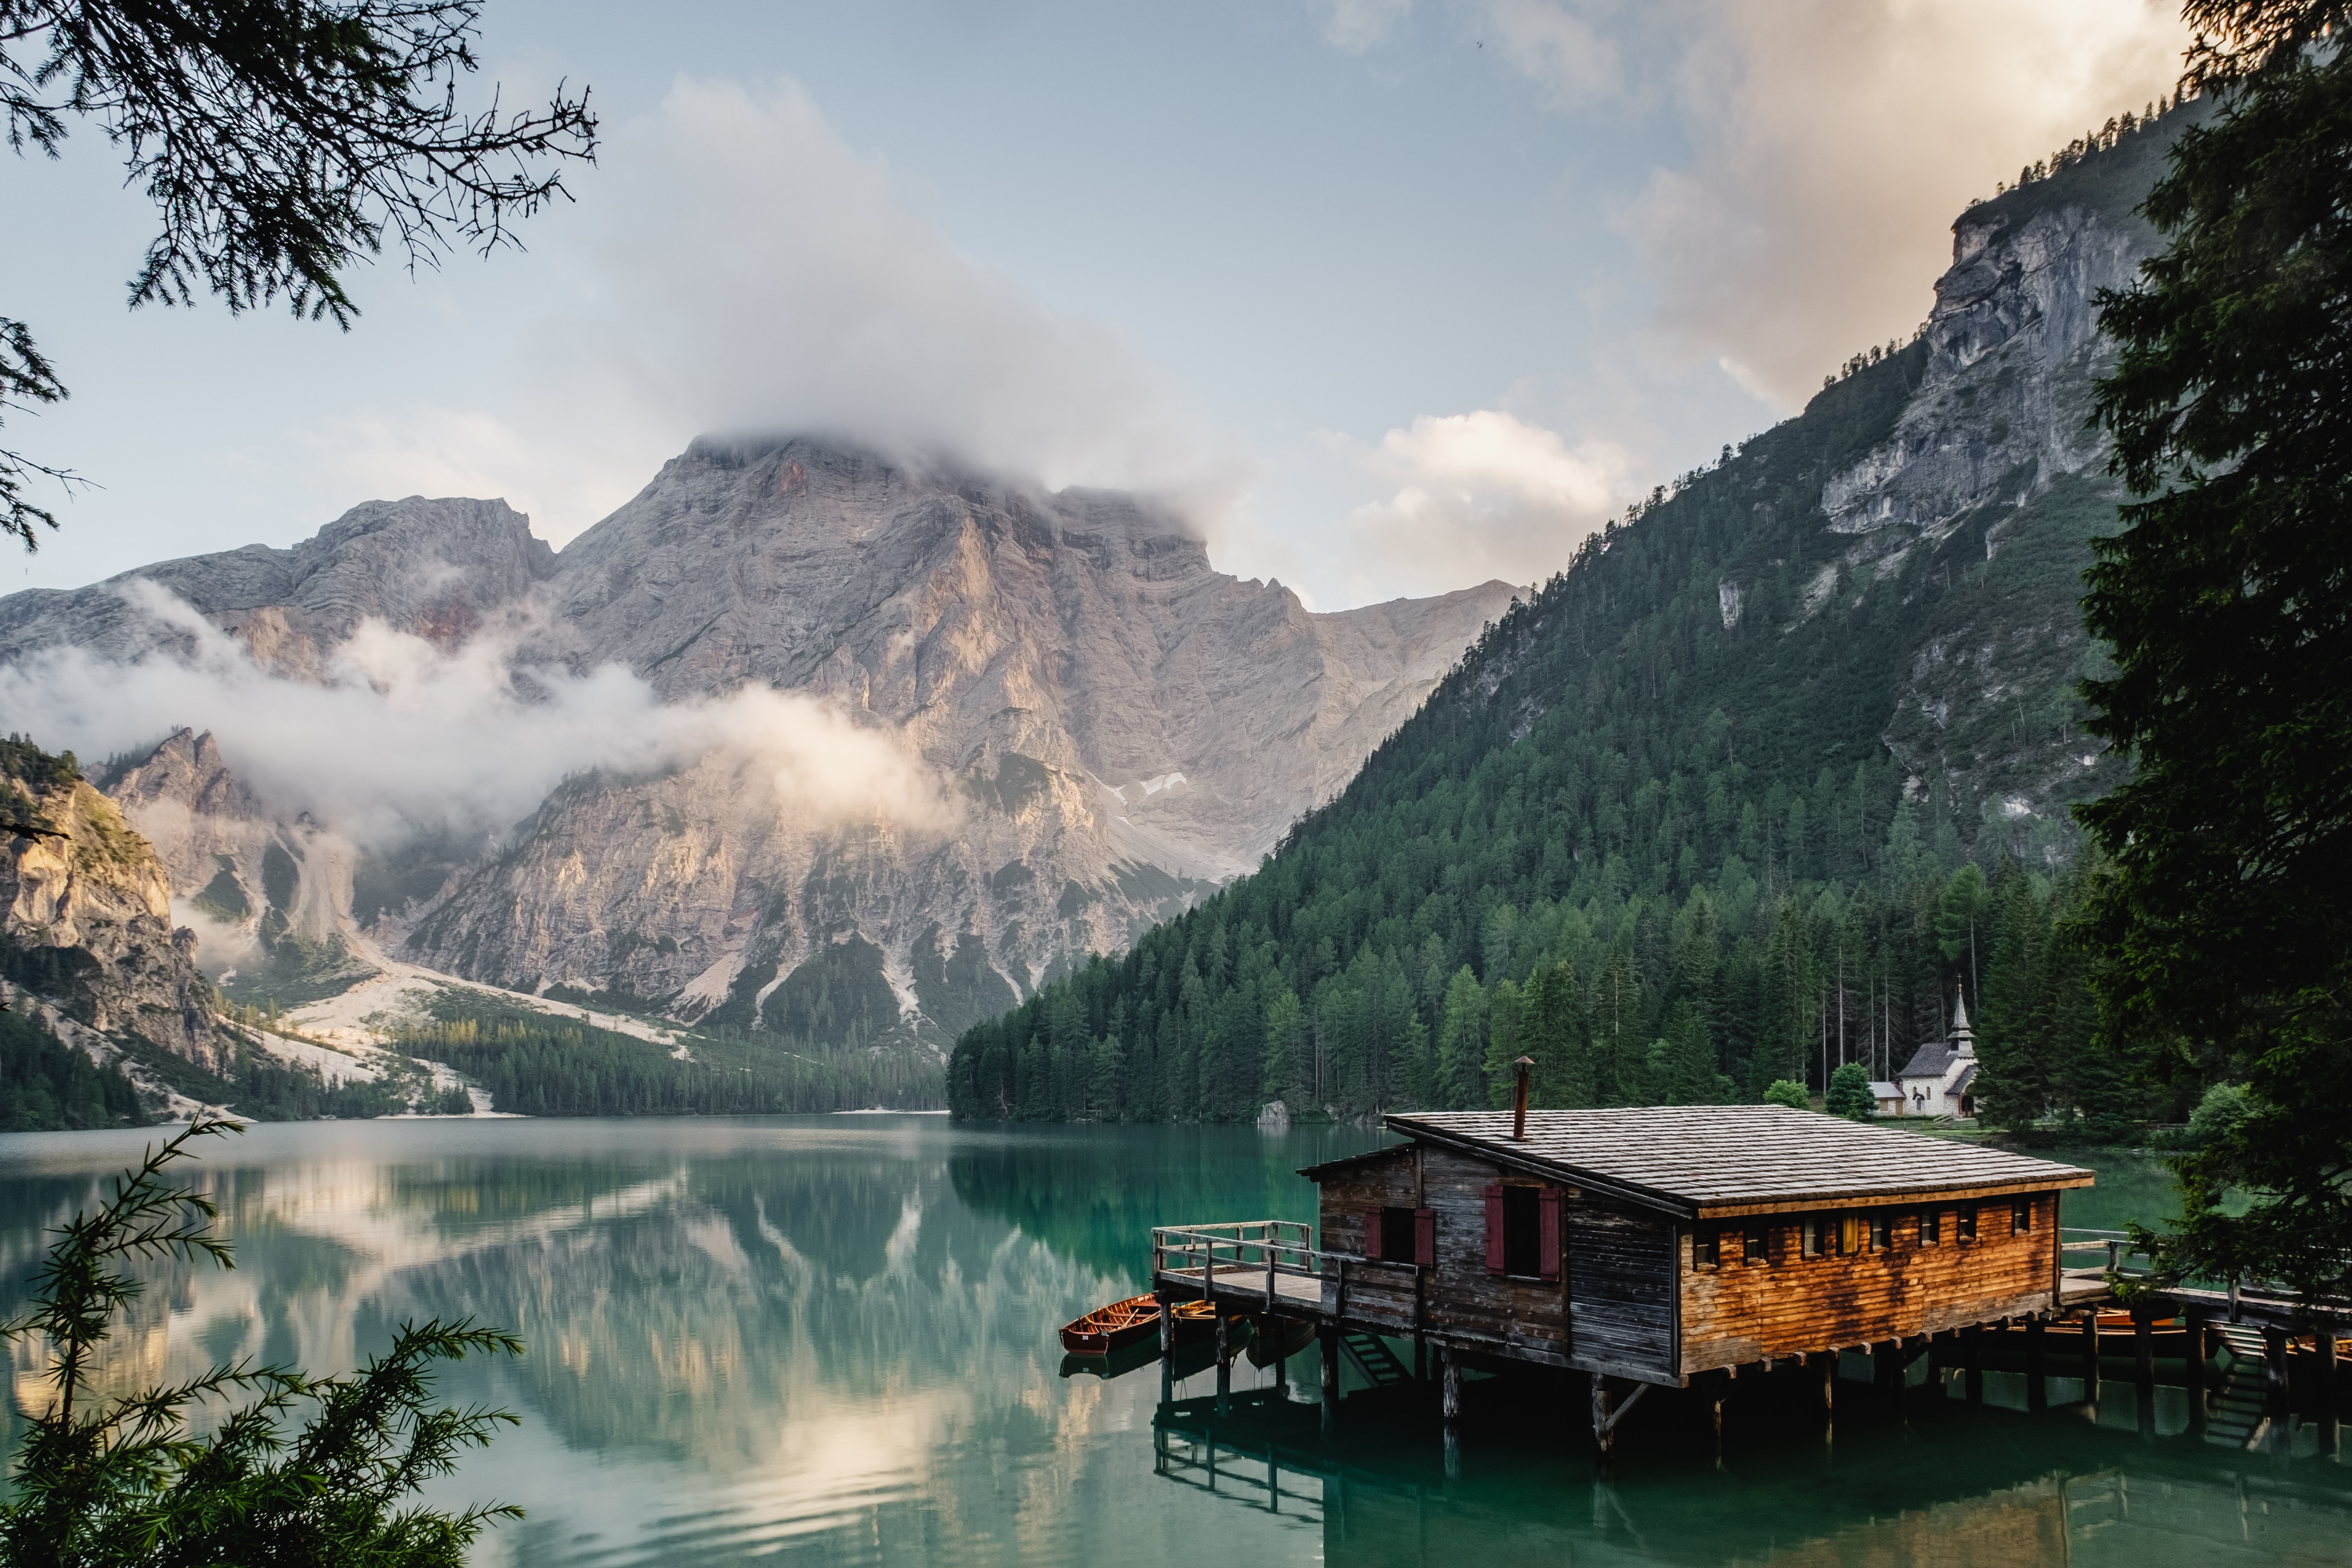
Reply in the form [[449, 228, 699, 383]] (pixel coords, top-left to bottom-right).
[[1058, 1294, 1226, 1356], [1061, 1293, 1162, 1356]]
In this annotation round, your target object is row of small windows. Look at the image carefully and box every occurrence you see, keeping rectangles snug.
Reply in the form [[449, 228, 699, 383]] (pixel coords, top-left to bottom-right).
[[1692, 1197, 2038, 1269]]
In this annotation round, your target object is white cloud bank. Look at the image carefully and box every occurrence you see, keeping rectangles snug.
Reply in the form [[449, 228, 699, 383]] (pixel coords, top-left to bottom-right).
[[310, 75, 1210, 551], [1329, 410, 1634, 597], [1605, 0, 2189, 406], [0, 583, 957, 847]]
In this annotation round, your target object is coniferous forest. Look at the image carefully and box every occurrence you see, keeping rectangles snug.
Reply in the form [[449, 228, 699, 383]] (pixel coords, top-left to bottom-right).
[[951, 335, 2152, 1134]]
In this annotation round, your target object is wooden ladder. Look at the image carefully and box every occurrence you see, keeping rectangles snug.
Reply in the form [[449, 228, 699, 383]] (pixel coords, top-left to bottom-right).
[[1340, 1330, 1412, 1390], [2207, 1323, 2271, 1450]]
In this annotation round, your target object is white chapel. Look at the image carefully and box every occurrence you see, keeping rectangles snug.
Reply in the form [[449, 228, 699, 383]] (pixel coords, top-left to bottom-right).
[[1877, 995, 1979, 1120]]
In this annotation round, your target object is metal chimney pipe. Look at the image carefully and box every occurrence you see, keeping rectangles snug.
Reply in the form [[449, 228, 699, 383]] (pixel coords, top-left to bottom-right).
[[1511, 1055, 1534, 1141]]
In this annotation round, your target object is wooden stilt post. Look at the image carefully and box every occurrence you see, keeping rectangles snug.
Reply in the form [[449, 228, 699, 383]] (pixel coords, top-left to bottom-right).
[[2027, 1317, 2048, 1413], [1817, 1350, 1836, 1415], [2079, 1311, 2099, 1404], [2264, 1326, 2290, 1413], [1441, 1346, 1462, 1422], [1320, 1324, 1340, 1423], [1215, 1312, 1232, 1414], [1875, 1339, 1901, 1410], [1964, 1325, 1984, 1404], [1158, 1290, 1175, 1405], [2185, 1305, 2209, 1427], [1272, 1319, 1289, 1396], [2321, 1325, 2341, 1459], [2134, 1308, 2157, 1436], [1591, 1373, 1616, 1463]]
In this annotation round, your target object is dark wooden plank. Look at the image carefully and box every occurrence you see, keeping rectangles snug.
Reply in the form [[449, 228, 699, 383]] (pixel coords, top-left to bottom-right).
[[1568, 1205, 1674, 1372]]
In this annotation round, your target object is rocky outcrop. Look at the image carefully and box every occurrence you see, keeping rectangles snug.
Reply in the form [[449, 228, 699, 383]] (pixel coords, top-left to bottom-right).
[[1791, 109, 2211, 848], [103, 731, 376, 1002], [0, 742, 218, 1067]]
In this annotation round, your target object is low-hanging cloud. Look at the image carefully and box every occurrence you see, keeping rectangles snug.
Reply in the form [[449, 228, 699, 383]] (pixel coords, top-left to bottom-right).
[[0, 582, 959, 849], [1611, 0, 2190, 408], [541, 76, 1205, 496], [1319, 2, 2188, 414], [1331, 410, 1634, 597]]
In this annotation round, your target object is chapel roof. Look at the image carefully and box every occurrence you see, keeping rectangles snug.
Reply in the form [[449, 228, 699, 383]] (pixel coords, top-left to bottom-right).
[[1898, 1042, 1957, 1081]]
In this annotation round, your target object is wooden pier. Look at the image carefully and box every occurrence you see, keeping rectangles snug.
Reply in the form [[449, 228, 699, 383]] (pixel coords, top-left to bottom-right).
[[1148, 1212, 2349, 1458], [1146, 1107, 2349, 1458]]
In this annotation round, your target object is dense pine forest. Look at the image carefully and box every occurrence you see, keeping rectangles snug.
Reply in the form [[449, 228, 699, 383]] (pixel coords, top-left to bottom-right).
[[951, 316, 2153, 1133]]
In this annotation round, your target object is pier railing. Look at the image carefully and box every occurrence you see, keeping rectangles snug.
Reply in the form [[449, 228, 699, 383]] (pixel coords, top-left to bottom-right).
[[2060, 1226, 2156, 1282], [1150, 1220, 1419, 1312]]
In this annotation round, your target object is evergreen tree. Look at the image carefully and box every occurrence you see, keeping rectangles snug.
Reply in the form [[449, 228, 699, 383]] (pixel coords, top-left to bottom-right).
[[2085, 0, 2352, 1299], [1435, 966, 1488, 1110], [1825, 1061, 1874, 1120]]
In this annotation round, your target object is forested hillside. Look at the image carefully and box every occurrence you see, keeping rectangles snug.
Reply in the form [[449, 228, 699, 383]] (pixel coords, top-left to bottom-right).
[[950, 108, 2200, 1133]]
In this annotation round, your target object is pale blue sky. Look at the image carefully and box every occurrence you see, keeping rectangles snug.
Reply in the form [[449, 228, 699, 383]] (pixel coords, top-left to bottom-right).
[[7, 1, 2188, 607]]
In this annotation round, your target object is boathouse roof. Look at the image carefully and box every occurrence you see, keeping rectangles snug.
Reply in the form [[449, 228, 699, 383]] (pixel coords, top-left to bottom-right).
[[1308, 1106, 2092, 1219]]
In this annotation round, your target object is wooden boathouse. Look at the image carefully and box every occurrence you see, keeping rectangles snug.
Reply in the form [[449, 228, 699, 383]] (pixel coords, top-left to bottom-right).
[[1152, 1105, 2096, 1448]]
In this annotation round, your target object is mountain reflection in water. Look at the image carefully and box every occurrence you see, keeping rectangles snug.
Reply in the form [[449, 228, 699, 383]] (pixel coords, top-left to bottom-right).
[[0, 1118, 2341, 1567]]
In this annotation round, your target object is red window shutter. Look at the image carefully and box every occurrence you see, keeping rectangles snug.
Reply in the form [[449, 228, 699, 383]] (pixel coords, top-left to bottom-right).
[[1538, 1189, 1562, 1281], [1362, 1207, 1384, 1262], [1414, 1207, 1435, 1268], [1483, 1184, 1506, 1276]]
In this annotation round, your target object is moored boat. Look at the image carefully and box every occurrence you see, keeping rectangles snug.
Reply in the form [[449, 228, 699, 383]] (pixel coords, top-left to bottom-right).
[[1058, 1294, 1232, 1356], [1061, 1293, 1162, 1356]]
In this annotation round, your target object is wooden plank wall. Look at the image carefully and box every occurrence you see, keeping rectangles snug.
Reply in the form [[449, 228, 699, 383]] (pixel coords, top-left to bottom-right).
[[1419, 1149, 1567, 1357], [1681, 1195, 2059, 1371], [1566, 1203, 1674, 1374], [1314, 1150, 1421, 1328]]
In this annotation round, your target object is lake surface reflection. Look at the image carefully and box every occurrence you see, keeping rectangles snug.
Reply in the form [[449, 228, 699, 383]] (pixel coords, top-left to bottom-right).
[[0, 1117, 2342, 1567]]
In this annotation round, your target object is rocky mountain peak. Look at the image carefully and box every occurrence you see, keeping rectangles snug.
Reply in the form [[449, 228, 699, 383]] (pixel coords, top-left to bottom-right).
[[0, 495, 551, 677]]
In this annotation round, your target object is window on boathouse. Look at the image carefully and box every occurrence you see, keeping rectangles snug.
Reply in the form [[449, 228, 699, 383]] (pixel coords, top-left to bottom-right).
[[1363, 1204, 1433, 1266], [1483, 1184, 1560, 1280]]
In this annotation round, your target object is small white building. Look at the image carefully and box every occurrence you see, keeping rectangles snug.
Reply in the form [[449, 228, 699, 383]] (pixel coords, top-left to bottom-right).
[[1886, 995, 1979, 1119]]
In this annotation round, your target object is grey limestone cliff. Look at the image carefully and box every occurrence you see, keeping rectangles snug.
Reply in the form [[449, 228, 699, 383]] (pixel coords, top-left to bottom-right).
[[1788, 110, 2207, 842], [0, 496, 553, 676]]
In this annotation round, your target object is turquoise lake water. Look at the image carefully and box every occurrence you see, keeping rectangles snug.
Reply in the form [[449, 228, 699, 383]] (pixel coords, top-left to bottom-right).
[[0, 1116, 2342, 1566]]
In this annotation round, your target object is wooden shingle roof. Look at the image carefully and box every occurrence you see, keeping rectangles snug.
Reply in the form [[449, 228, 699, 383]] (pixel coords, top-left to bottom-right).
[[1382, 1106, 2094, 1219]]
